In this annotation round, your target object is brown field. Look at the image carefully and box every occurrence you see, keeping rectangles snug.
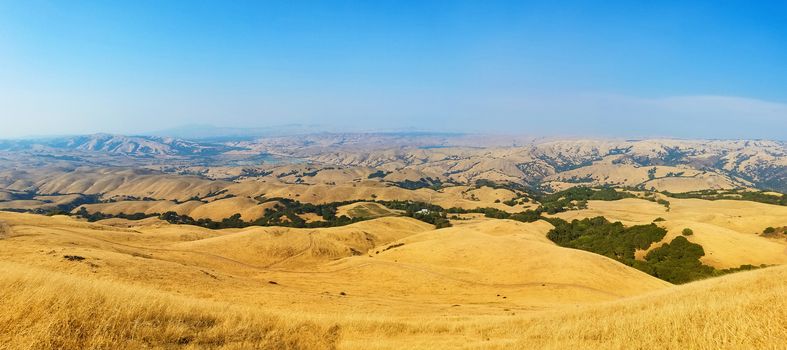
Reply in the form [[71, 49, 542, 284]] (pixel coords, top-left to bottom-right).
[[1, 194, 786, 349]]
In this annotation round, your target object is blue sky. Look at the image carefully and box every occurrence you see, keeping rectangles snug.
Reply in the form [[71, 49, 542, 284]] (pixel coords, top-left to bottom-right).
[[1, 1, 786, 139]]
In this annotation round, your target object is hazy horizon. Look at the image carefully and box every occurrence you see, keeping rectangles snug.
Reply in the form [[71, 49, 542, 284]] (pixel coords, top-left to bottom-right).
[[2, 1, 786, 139], [4, 123, 786, 143]]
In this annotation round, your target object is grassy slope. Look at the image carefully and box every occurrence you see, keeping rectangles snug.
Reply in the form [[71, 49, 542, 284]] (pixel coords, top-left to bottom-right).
[[0, 208, 784, 349], [1, 255, 783, 350], [340, 264, 787, 349], [0, 263, 339, 350], [507, 264, 787, 349]]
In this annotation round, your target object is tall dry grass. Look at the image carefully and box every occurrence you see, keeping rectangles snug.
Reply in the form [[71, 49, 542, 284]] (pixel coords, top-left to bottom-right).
[[1, 264, 784, 350], [5, 264, 778, 350], [0, 264, 339, 350], [503, 264, 787, 349], [336, 265, 787, 349]]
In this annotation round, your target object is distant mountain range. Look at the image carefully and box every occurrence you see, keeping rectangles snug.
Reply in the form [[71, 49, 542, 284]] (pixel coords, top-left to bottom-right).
[[0, 132, 784, 192], [0, 134, 233, 157], [144, 123, 355, 141]]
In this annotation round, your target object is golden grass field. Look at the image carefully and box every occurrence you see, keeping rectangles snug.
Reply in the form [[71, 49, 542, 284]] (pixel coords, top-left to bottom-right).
[[0, 195, 786, 349]]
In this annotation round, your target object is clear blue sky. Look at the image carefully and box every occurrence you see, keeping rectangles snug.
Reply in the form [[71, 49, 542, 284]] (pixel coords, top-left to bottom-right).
[[1, 1, 786, 139]]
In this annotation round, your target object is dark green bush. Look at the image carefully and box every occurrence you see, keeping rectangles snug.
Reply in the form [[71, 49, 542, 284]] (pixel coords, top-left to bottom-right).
[[546, 216, 666, 263], [642, 236, 713, 284], [546, 217, 760, 284]]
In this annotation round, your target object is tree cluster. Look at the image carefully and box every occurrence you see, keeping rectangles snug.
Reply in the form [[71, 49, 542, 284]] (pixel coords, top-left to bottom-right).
[[545, 216, 764, 284]]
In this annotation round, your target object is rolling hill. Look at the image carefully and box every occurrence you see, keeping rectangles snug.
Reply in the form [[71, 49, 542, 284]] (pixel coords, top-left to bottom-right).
[[0, 133, 786, 348], [1, 133, 785, 192], [0, 207, 784, 348]]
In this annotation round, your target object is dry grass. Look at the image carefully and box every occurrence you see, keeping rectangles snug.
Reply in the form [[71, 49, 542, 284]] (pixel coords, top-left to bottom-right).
[[337, 265, 787, 349], [504, 264, 787, 349], [0, 263, 340, 350], [336, 202, 395, 219], [0, 209, 784, 349]]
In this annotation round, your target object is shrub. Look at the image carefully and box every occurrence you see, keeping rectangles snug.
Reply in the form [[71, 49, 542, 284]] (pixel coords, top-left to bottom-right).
[[643, 236, 714, 284], [763, 227, 776, 234], [63, 255, 85, 262], [546, 216, 666, 263], [367, 170, 388, 179], [682, 228, 694, 236], [481, 208, 542, 223]]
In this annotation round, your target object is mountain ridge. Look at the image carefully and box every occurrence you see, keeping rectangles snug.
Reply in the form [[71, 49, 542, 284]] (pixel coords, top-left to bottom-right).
[[0, 133, 785, 192]]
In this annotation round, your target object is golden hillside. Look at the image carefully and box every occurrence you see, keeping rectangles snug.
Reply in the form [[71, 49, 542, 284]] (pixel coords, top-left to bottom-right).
[[341, 264, 787, 349], [1, 204, 785, 348]]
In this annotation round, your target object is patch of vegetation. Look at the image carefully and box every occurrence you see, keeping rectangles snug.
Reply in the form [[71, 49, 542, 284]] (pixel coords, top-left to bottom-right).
[[390, 177, 443, 190], [546, 217, 667, 262], [275, 170, 299, 178], [375, 200, 451, 228], [76, 208, 157, 222], [541, 157, 598, 172], [635, 236, 714, 284], [442, 186, 631, 223], [480, 207, 542, 223], [546, 217, 764, 284], [412, 210, 451, 228], [662, 189, 787, 206], [156, 198, 369, 229], [382, 243, 405, 251], [761, 226, 786, 237], [563, 174, 595, 184], [681, 228, 694, 236], [536, 187, 634, 214], [367, 170, 389, 179]]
